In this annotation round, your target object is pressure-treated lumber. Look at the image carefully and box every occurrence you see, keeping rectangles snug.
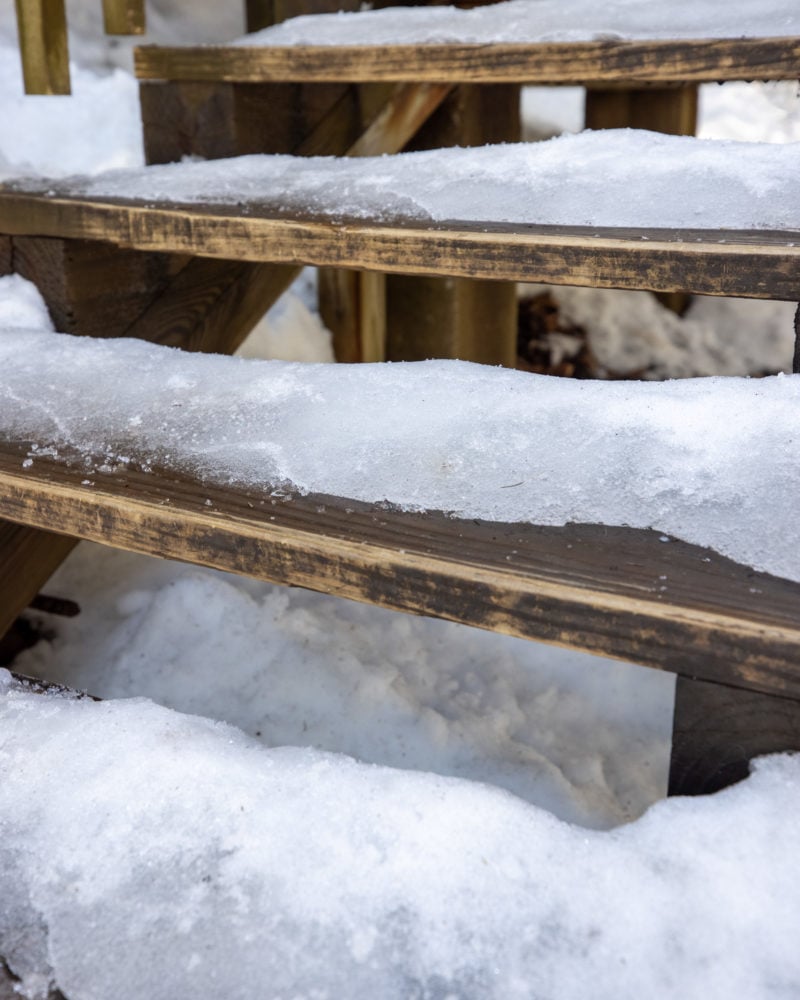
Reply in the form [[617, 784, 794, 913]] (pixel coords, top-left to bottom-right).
[[2, 191, 799, 300], [135, 37, 800, 85], [1, 442, 800, 701], [102, 0, 146, 35], [13, 0, 70, 95]]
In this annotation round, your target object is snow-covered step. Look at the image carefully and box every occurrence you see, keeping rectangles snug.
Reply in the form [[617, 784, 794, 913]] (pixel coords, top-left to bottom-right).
[[3, 133, 800, 300], [2, 327, 800, 702], [135, 0, 800, 84]]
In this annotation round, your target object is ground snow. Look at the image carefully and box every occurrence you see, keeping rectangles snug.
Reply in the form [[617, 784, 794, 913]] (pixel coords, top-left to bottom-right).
[[240, 0, 800, 46], [1, 675, 799, 1000]]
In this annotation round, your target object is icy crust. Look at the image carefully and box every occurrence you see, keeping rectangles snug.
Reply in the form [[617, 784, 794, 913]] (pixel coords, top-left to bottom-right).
[[236, 0, 800, 46], [25, 131, 800, 232], [3, 328, 800, 583], [1, 688, 799, 1000]]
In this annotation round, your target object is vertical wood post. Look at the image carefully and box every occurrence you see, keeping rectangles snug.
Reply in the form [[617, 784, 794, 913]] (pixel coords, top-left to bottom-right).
[[102, 0, 146, 35], [386, 83, 521, 366], [585, 85, 697, 314], [13, 0, 70, 95], [669, 674, 800, 796]]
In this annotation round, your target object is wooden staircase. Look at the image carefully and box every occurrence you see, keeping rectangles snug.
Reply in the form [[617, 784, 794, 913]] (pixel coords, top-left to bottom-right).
[[2, 0, 800, 802]]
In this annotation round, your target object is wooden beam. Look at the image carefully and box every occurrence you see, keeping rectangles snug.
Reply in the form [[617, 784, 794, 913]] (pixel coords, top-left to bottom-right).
[[669, 675, 800, 795], [0, 520, 77, 641], [13, 0, 70, 95], [1, 444, 800, 699], [2, 193, 800, 300], [134, 37, 800, 85], [102, 0, 146, 36]]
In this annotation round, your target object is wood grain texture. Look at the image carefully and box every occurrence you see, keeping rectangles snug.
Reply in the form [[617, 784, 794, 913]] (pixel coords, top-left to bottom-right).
[[319, 268, 387, 361], [669, 675, 800, 795], [134, 37, 800, 85], [0, 520, 77, 640], [13, 0, 70, 95], [1, 443, 799, 701], [102, 0, 146, 35], [2, 191, 799, 300]]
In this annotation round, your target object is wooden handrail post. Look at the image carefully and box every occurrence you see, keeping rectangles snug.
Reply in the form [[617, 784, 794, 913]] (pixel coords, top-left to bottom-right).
[[13, 0, 70, 95], [102, 0, 146, 35]]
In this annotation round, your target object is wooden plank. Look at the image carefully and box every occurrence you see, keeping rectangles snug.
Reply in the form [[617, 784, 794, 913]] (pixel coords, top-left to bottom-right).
[[669, 676, 800, 795], [102, 0, 146, 35], [2, 192, 800, 300], [134, 37, 800, 85], [0, 520, 77, 640], [1, 443, 800, 699], [13, 0, 70, 95]]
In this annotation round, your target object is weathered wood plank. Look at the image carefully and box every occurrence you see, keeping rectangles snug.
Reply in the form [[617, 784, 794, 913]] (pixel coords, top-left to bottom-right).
[[13, 0, 70, 95], [0, 520, 77, 641], [101, 0, 146, 35], [669, 675, 800, 795], [134, 37, 800, 85], [1, 444, 799, 700], [2, 193, 799, 300]]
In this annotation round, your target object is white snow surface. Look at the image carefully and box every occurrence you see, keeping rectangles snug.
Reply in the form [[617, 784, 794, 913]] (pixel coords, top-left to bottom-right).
[[2, 326, 800, 583], [239, 0, 800, 46], [40, 130, 800, 231], [1, 674, 799, 1000]]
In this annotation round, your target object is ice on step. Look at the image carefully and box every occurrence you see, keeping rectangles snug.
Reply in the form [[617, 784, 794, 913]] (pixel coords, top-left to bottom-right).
[[14, 131, 800, 232], [2, 328, 800, 583], [1, 682, 799, 1000], [237, 0, 800, 46]]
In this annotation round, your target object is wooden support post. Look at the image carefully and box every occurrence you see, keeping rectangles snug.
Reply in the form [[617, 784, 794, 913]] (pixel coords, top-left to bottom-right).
[[0, 522, 77, 643], [585, 85, 698, 314], [669, 675, 800, 796], [102, 0, 146, 35], [386, 83, 521, 366], [13, 0, 70, 95], [318, 270, 386, 362]]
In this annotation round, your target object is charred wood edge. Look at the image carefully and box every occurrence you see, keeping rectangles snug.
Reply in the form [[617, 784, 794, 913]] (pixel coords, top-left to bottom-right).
[[3, 669, 98, 700], [793, 302, 800, 374]]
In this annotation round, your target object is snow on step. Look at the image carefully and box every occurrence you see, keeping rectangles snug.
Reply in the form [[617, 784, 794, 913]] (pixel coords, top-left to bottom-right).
[[237, 0, 800, 47], [2, 318, 800, 583], [22, 131, 800, 232]]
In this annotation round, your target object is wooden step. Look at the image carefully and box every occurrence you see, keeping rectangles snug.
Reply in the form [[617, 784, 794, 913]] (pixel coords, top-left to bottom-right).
[[1, 187, 799, 300], [135, 36, 800, 86], [1, 439, 799, 702]]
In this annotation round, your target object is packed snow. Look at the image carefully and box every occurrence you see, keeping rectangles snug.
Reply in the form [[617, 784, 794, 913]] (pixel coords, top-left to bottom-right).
[[2, 5, 800, 999], [3, 321, 800, 584], [2, 673, 799, 1000], [239, 0, 800, 46], [29, 129, 800, 233]]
